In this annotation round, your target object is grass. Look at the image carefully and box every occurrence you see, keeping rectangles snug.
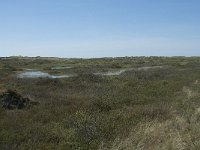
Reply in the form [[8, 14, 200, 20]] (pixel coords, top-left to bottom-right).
[[1, 57, 200, 149]]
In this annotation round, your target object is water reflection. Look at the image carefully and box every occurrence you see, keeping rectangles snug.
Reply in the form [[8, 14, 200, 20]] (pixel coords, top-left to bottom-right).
[[18, 71, 74, 79]]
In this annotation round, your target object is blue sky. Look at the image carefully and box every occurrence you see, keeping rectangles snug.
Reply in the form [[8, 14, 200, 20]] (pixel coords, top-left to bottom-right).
[[0, 0, 200, 57]]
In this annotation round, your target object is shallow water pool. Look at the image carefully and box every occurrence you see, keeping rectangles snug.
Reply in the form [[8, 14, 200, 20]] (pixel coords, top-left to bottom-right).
[[18, 71, 74, 79]]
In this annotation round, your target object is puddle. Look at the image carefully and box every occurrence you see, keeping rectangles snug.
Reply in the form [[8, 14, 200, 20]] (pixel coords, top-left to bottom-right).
[[18, 71, 74, 79], [94, 69, 127, 76], [93, 66, 163, 76], [137, 66, 163, 71], [18, 66, 164, 78], [51, 66, 72, 70]]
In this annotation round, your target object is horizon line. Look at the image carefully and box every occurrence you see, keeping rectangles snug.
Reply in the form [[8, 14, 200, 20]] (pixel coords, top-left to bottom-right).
[[1, 55, 199, 59]]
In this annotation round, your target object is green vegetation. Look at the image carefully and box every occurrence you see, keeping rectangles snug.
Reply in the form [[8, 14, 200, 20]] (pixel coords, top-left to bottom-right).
[[1, 57, 200, 149]]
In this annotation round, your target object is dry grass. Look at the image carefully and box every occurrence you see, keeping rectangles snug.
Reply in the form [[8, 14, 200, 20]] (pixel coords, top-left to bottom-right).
[[107, 81, 200, 150]]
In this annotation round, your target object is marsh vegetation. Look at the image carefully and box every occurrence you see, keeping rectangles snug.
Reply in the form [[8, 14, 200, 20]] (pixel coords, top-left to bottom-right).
[[1, 57, 200, 149]]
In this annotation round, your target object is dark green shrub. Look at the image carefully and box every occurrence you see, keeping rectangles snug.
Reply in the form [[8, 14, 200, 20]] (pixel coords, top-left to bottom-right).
[[0, 90, 39, 109]]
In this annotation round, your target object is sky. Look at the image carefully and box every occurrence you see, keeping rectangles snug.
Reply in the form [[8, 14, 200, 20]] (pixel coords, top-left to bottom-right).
[[0, 0, 200, 58]]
